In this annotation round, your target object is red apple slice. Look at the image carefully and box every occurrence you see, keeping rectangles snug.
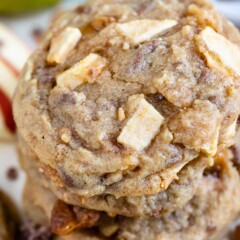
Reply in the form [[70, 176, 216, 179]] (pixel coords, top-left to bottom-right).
[[0, 58, 17, 141], [0, 23, 30, 141], [0, 86, 15, 133], [0, 89, 15, 141], [0, 57, 18, 98], [0, 109, 14, 141], [0, 22, 30, 72]]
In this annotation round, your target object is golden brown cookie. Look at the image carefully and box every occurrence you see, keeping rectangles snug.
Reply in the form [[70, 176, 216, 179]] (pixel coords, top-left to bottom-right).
[[22, 155, 240, 240], [13, 0, 240, 217]]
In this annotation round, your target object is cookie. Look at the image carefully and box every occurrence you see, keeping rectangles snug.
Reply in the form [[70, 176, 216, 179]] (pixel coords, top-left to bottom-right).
[[18, 133, 209, 217], [22, 152, 240, 240], [117, 159, 240, 240], [13, 1, 240, 218], [22, 177, 103, 240]]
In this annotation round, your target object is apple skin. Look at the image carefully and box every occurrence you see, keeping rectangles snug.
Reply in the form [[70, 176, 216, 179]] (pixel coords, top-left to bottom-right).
[[0, 86, 15, 133], [0, 57, 17, 141], [0, 23, 31, 141], [0, 22, 30, 72], [0, 0, 61, 14], [0, 57, 18, 77], [0, 57, 18, 98], [0, 111, 14, 141]]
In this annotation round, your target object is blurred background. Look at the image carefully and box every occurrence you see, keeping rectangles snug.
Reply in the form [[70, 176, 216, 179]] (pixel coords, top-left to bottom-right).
[[0, 0, 239, 50], [0, 0, 84, 49]]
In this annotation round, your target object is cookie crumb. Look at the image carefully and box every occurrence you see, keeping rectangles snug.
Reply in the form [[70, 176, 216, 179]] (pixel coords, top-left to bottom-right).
[[60, 128, 71, 143], [118, 107, 125, 121], [118, 95, 164, 151], [47, 27, 82, 64], [51, 200, 100, 235]]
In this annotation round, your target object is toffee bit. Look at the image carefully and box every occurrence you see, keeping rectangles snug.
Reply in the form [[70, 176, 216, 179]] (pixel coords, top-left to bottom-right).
[[91, 17, 116, 31], [51, 200, 100, 235]]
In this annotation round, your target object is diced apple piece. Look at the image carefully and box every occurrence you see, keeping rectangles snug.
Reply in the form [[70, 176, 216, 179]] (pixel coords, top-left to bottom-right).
[[197, 27, 240, 76], [57, 53, 107, 90], [91, 16, 116, 31], [118, 107, 125, 121], [47, 27, 82, 64], [117, 94, 164, 151], [115, 19, 177, 45]]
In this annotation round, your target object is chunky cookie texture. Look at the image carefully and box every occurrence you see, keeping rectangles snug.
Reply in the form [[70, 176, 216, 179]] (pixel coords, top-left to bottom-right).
[[22, 153, 240, 240], [18, 133, 207, 217], [117, 158, 240, 240], [13, 0, 240, 217]]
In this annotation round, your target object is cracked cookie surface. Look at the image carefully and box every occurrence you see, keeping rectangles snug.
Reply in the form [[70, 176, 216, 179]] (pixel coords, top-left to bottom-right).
[[13, 0, 240, 216], [22, 151, 240, 240]]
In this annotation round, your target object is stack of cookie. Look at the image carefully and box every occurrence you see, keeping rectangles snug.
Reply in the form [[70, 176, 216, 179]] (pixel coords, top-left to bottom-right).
[[13, 0, 240, 239], [0, 190, 21, 240]]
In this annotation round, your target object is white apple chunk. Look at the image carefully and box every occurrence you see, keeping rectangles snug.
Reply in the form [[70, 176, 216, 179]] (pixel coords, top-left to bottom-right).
[[118, 95, 164, 151], [116, 19, 177, 45], [47, 27, 82, 64], [197, 27, 240, 76]]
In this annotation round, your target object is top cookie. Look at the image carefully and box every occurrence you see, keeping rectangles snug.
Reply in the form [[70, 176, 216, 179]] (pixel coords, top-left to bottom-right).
[[14, 0, 240, 200]]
